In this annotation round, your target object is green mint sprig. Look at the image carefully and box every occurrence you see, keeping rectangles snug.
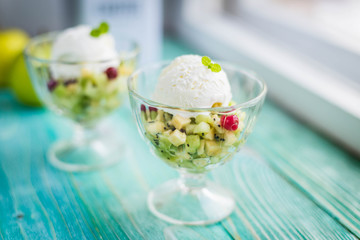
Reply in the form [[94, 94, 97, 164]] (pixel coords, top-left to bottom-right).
[[201, 56, 221, 72], [90, 22, 110, 38]]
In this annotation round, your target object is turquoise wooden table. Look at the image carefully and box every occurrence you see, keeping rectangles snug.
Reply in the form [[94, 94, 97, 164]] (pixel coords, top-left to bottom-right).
[[1, 39, 359, 240]]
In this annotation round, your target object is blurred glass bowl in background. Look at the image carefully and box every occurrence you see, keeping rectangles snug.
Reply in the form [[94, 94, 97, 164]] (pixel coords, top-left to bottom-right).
[[25, 32, 139, 172]]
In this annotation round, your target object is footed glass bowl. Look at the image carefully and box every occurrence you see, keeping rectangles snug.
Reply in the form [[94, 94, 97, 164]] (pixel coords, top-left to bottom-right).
[[128, 62, 267, 225], [25, 32, 139, 172]]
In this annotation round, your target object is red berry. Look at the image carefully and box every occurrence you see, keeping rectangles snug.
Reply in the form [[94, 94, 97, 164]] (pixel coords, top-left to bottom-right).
[[47, 79, 58, 92], [149, 107, 158, 112], [105, 67, 118, 80], [220, 115, 239, 131], [140, 104, 146, 112]]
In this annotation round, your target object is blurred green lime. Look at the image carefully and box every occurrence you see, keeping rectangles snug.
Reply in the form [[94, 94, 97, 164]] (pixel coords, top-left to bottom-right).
[[0, 29, 29, 87], [9, 55, 41, 107]]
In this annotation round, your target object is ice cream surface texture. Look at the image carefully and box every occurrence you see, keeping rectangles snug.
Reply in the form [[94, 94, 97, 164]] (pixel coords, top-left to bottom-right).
[[51, 25, 118, 78], [152, 55, 232, 109]]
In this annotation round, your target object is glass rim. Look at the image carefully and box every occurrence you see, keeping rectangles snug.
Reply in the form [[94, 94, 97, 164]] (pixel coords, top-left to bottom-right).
[[24, 31, 140, 65], [128, 60, 268, 112]]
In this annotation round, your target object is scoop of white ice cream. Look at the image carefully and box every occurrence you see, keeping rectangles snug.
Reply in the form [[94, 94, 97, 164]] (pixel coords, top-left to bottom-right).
[[152, 55, 232, 109], [51, 25, 118, 79]]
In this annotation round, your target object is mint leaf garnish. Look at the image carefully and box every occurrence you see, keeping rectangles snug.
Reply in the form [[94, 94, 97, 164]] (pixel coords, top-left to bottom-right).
[[99, 22, 109, 33], [211, 63, 221, 72], [201, 56, 221, 73], [202, 56, 211, 66], [90, 22, 110, 38], [90, 29, 101, 37]]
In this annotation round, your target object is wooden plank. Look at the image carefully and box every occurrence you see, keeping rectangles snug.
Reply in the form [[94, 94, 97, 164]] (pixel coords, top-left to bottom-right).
[[247, 100, 360, 238], [212, 150, 357, 240], [0, 94, 356, 239]]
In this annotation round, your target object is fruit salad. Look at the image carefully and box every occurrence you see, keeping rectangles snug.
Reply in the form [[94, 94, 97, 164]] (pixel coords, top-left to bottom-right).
[[134, 54, 250, 172], [141, 105, 246, 173], [44, 23, 136, 125], [48, 63, 134, 124]]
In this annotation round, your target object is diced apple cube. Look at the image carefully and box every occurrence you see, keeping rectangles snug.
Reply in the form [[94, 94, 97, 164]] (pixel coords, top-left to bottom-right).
[[215, 123, 225, 134], [172, 115, 191, 130], [205, 140, 221, 156], [210, 114, 220, 127], [193, 122, 211, 135], [193, 158, 209, 167], [146, 121, 165, 136], [195, 114, 213, 124], [197, 140, 205, 155], [224, 131, 237, 146], [163, 130, 172, 137], [155, 110, 164, 122], [185, 135, 201, 154], [185, 124, 196, 134], [203, 128, 215, 140], [169, 129, 186, 147]]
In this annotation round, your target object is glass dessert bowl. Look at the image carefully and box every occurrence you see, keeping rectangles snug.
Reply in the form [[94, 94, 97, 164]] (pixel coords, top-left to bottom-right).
[[128, 56, 267, 225], [25, 25, 139, 172]]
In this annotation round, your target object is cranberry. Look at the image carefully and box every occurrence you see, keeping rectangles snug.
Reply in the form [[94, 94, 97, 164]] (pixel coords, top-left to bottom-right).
[[140, 104, 146, 112], [105, 67, 118, 80], [220, 115, 239, 131], [149, 106, 158, 112], [47, 79, 58, 92]]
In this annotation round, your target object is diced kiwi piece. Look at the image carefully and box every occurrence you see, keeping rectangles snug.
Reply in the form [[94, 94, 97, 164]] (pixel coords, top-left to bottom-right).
[[179, 160, 196, 169], [193, 158, 209, 167], [53, 84, 69, 97], [203, 128, 215, 140], [164, 112, 173, 122], [163, 130, 172, 137], [185, 135, 201, 154], [141, 111, 147, 122], [209, 114, 220, 127], [185, 124, 196, 134], [158, 134, 172, 150], [168, 144, 179, 155], [168, 129, 186, 147], [210, 156, 222, 164], [176, 149, 191, 160], [195, 114, 212, 124], [197, 140, 205, 156], [155, 110, 164, 122], [86, 71, 107, 86], [146, 121, 165, 136], [224, 131, 237, 146], [82, 82, 97, 97], [172, 115, 191, 130], [193, 122, 211, 135], [150, 110, 157, 120], [234, 139, 245, 148], [205, 140, 221, 156]]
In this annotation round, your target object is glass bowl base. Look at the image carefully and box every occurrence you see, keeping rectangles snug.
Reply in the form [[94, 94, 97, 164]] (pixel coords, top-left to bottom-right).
[[148, 179, 235, 225], [48, 139, 125, 172]]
